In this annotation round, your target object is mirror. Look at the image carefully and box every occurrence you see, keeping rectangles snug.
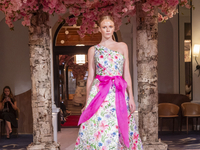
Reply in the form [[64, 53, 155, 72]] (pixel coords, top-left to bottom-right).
[[179, 5, 192, 99]]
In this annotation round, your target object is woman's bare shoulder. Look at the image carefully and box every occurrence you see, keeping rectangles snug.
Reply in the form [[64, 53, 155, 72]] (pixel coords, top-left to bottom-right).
[[116, 42, 128, 54], [117, 42, 128, 49], [88, 46, 95, 54]]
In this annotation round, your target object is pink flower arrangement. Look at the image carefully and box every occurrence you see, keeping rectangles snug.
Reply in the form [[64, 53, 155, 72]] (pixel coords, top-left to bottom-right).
[[0, 0, 191, 36]]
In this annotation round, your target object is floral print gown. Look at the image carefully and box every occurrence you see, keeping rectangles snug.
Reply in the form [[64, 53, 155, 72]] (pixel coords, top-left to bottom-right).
[[74, 44, 143, 150]]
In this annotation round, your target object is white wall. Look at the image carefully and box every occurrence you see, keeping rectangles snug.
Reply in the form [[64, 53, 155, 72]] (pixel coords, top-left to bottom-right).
[[0, 19, 31, 95], [179, 7, 191, 95], [192, 0, 200, 102], [0, 14, 59, 96], [158, 18, 175, 93], [0, 11, 4, 22], [158, 15, 179, 94]]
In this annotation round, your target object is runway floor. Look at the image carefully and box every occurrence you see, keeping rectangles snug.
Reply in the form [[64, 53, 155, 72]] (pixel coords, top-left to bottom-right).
[[0, 129, 200, 150]]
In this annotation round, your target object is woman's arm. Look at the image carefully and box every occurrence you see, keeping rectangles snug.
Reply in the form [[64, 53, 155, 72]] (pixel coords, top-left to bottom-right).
[[11, 101, 18, 110], [121, 42, 136, 114], [85, 46, 96, 106], [7, 98, 18, 110], [0, 99, 5, 110]]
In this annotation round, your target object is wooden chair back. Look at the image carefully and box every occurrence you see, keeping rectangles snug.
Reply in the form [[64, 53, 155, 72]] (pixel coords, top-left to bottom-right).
[[158, 103, 180, 116], [181, 102, 200, 116]]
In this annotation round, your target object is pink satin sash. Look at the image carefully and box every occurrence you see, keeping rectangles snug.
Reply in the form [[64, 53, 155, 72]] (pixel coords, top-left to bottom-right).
[[78, 75, 129, 147]]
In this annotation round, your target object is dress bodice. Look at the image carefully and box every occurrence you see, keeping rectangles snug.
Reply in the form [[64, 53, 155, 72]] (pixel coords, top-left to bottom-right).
[[94, 44, 125, 76]]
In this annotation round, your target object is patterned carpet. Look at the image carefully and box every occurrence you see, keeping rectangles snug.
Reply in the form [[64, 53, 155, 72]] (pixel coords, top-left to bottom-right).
[[0, 134, 32, 149], [61, 115, 80, 127], [159, 131, 200, 150]]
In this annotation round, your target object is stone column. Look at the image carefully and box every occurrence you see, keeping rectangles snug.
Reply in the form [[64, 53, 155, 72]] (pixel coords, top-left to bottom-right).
[[50, 28, 60, 143], [136, 2, 167, 150], [27, 11, 60, 150]]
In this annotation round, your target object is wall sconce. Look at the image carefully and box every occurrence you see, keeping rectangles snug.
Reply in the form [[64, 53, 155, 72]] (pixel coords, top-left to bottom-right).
[[193, 44, 200, 76]]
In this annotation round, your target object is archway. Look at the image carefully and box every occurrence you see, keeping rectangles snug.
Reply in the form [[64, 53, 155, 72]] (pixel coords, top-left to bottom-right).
[[53, 21, 119, 131]]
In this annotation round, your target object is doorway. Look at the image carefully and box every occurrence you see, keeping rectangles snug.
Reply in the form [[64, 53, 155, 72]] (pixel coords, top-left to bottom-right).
[[53, 22, 102, 130]]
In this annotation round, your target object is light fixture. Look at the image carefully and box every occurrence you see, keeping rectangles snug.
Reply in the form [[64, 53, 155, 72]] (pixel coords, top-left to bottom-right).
[[75, 55, 85, 65], [193, 44, 200, 57], [65, 30, 69, 35], [193, 44, 200, 77], [60, 40, 65, 44], [76, 44, 85, 46]]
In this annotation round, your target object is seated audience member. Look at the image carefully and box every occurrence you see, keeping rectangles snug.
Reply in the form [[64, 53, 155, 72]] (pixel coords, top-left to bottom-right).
[[60, 101, 71, 117], [0, 86, 18, 139]]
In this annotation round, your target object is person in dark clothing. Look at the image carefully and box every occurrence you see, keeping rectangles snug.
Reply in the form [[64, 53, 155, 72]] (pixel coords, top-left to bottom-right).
[[0, 86, 18, 139], [60, 102, 71, 117]]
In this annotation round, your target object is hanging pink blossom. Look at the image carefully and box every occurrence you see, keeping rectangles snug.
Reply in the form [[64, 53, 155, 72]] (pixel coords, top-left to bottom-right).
[[0, 0, 191, 36]]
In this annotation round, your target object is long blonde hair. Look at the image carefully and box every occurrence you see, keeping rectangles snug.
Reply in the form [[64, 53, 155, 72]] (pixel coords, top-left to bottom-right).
[[0, 86, 15, 102]]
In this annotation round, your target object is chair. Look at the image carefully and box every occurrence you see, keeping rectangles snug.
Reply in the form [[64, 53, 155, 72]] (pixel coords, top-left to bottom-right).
[[14, 108, 20, 137], [158, 103, 180, 132], [0, 119, 3, 138], [0, 108, 20, 137], [181, 102, 200, 134]]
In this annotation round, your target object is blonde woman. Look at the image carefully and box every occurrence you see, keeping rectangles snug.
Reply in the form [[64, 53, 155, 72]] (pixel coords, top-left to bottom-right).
[[74, 16, 143, 150]]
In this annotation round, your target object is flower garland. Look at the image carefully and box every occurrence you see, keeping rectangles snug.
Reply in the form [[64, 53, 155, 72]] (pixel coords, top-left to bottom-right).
[[0, 0, 191, 37], [59, 55, 88, 79]]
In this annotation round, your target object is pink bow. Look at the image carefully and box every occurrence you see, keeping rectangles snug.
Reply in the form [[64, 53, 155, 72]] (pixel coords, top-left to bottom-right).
[[78, 75, 129, 147]]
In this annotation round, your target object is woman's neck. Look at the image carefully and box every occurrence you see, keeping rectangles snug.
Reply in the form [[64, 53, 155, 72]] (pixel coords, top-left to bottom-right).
[[100, 38, 115, 46]]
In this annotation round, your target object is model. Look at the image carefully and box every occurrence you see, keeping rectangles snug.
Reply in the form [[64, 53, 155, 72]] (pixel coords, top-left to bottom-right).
[[74, 15, 143, 150]]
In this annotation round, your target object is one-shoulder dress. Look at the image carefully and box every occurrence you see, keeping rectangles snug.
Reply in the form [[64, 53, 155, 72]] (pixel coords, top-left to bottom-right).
[[74, 44, 143, 150]]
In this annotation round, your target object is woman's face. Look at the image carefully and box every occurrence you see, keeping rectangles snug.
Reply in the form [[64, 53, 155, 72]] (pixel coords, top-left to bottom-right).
[[99, 19, 115, 39], [4, 88, 10, 97]]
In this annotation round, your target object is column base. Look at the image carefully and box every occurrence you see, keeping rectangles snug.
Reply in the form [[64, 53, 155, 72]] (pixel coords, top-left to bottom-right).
[[143, 141, 168, 150], [27, 142, 60, 150]]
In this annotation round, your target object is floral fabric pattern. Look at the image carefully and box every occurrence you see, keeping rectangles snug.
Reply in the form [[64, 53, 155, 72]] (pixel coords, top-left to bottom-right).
[[74, 45, 143, 150]]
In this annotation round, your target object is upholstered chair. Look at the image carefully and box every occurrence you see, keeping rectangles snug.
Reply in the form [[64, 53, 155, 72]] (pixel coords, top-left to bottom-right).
[[158, 103, 180, 132], [181, 102, 200, 134]]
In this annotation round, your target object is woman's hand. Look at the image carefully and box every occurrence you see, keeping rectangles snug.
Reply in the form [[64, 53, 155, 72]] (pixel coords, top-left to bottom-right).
[[3, 98, 7, 103], [129, 98, 136, 114], [81, 106, 86, 113], [6, 97, 11, 103]]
